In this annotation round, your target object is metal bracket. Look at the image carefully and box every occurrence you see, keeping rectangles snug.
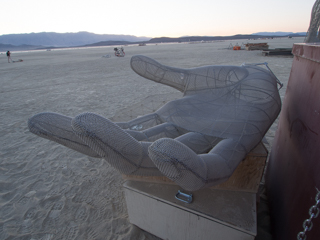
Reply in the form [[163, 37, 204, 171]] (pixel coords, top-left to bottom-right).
[[175, 190, 193, 204]]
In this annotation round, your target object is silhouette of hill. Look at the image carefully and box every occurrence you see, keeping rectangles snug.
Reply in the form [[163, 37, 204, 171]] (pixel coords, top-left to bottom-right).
[[0, 31, 307, 52], [0, 43, 43, 52], [252, 31, 306, 36], [0, 32, 150, 47], [146, 33, 306, 44]]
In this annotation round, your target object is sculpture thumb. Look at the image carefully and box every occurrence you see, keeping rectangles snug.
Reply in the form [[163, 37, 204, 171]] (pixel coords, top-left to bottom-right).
[[130, 55, 188, 92]]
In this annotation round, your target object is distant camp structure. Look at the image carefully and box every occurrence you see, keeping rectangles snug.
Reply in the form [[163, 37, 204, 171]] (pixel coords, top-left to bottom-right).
[[262, 48, 293, 56], [114, 47, 125, 57], [245, 43, 269, 51], [228, 42, 269, 51], [228, 42, 246, 50]]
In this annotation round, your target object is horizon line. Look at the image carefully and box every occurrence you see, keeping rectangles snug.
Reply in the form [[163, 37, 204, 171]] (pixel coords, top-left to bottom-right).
[[0, 30, 308, 39]]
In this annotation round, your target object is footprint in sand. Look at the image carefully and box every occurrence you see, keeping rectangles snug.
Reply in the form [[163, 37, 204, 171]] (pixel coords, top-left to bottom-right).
[[0, 203, 14, 219], [23, 206, 38, 220], [0, 223, 9, 240], [18, 219, 33, 234], [16, 196, 31, 206], [17, 206, 42, 234], [89, 168, 99, 175], [61, 221, 79, 240], [41, 200, 65, 232], [3, 219, 19, 236], [74, 205, 88, 221], [86, 228, 99, 240], [64, 185, 80, 199]]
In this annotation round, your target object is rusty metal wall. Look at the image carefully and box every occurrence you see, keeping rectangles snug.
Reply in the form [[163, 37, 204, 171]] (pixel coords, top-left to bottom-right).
[[266, 43, 320, 240]]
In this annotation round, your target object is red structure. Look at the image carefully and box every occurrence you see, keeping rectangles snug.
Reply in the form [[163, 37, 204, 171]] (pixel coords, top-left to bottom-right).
[[266, 43, 320, 239]]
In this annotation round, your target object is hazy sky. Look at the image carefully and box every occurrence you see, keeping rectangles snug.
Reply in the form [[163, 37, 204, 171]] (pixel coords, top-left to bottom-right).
[[1, 0, 316, 37]]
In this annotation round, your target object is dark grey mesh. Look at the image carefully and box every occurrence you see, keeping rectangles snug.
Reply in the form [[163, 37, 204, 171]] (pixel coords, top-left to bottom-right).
[[305, 0, 320, 43], [71, 113, 161, 176], [28, 55, 281, 191], [28, 112, 100, 158]]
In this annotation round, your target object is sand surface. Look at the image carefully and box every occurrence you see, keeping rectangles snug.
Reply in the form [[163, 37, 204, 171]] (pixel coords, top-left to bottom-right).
[[0, 37, 304, 240]]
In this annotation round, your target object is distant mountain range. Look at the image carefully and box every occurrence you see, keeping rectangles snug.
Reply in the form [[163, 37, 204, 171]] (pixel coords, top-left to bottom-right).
[[0, 32, 150, 47], [147, 32, 306, 44], [252, 31, 306, 36], [0, 31, 306, 52]]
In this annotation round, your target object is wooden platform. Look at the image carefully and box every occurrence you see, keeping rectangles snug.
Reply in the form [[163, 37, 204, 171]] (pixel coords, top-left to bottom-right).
[[245, 43, 269, 51], [124, 181, 257, 240], [123, 142, 268, 193], [262, 48, 293, 56], [123, 143, 268, 239]]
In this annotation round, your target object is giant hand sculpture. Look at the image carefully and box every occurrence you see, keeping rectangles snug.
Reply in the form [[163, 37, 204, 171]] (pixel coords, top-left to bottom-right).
[[28, 55, 282, 191]]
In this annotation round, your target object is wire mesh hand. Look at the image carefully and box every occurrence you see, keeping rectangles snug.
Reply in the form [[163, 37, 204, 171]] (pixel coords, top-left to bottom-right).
[[28, 55, 281, 191]]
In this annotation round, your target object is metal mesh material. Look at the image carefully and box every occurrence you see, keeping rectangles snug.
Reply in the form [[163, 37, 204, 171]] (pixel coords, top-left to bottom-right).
[[305, 0, 320, 43], [28, 55, 281, 191], [28, 112, 100, 158], [71, 113, 161, 176]]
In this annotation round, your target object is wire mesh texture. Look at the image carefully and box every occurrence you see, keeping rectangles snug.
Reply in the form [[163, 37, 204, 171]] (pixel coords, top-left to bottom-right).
[[28, 55, 281, 191], [305, 0, 320, 43]]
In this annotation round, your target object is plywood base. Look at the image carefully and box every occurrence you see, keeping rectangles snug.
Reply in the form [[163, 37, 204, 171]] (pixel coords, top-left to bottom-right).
[[124, 181, 257, 240], [123, 143, 267, 239], [123, 143, 268, 193]]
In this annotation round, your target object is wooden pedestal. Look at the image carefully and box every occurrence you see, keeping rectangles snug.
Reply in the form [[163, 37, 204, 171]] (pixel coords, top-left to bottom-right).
[[124, 181, 257, 240], [123, 143, 268, 240], [123, 143, 268, 193]]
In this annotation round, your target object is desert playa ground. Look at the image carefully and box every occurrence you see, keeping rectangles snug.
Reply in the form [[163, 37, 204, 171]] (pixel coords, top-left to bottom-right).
[[0, 37, 304, 240]]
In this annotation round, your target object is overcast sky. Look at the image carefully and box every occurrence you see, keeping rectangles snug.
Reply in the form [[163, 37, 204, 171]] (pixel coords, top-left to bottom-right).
[[1, 0, 316, 37]]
